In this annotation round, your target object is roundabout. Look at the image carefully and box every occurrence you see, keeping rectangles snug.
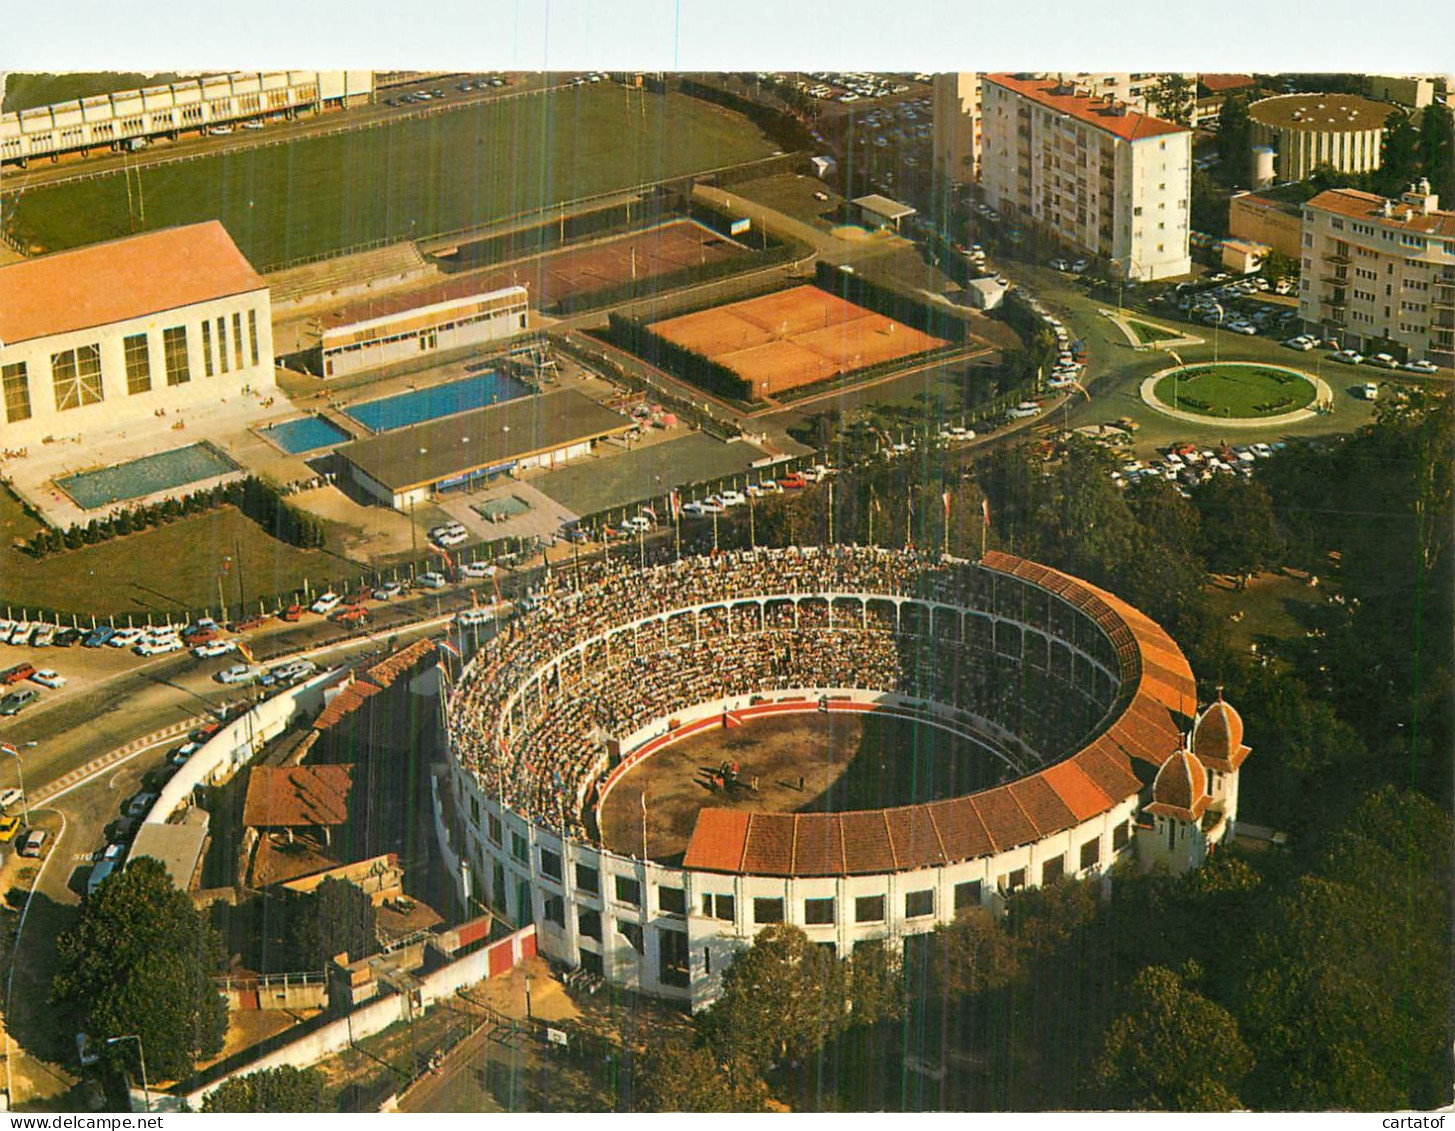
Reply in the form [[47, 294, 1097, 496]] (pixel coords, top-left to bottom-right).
[[1140, 361, 1331, 427]]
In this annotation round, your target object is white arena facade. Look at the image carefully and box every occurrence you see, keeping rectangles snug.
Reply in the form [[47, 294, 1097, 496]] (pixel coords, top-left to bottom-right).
[[435, 546, 1248, 1010]]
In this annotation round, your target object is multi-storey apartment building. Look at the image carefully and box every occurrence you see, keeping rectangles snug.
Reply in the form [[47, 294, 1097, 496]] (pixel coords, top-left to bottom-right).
[[1298, 181, 1455, 367], [932, 72, 1192, 191], [979, 74, 1192, 280]]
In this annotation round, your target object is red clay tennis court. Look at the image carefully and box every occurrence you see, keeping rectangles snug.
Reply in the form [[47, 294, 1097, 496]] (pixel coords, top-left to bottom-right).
[[646, 284, 948, 397]]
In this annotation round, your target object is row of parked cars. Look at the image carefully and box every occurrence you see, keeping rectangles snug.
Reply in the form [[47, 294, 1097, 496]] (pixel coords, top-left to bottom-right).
[[1111, 440, 1283, 496]]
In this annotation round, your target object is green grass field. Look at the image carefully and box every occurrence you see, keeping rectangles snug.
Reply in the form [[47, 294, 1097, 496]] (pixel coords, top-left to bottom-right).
[[7, 87, 778, 270], [1154, 364, 1316, 418], [1127, 318, 1175, 344]]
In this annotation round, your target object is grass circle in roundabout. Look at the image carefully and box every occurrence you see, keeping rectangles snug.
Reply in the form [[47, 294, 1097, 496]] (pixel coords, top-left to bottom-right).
[[1151, 362, 1317, 419]]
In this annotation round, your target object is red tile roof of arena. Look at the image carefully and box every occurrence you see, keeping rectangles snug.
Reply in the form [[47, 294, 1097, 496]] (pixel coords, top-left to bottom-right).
[[681, 553, 1192, 877], [0, 222, 264, 346]]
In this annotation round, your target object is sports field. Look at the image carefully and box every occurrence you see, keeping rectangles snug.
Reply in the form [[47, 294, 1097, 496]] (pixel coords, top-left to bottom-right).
[[5, 87, 778, 270], [647, 285, 948, 398], [459, 219, 749, 309], [1153, 363, 1316, 418], [598, 710, 1003, 863]]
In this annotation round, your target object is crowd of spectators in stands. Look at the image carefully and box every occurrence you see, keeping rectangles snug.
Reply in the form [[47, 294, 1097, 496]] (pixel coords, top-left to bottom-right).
[[448, 547, 1124, 838]]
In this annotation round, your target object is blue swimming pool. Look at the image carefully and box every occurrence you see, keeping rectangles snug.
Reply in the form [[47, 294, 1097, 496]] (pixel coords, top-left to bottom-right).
[[58, 442, 241, 509], [345, 372, 532, 433], [262, 416, 352, 454]]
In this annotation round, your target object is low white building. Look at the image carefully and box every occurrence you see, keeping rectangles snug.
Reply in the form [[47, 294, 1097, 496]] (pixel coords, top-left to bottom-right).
[[0, 221, 275, 450], [319, 285, 529, 378]]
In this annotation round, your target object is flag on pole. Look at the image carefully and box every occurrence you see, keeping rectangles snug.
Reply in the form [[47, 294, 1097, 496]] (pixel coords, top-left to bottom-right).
[[942, 489, 952, 521], [0, 743, 15, 756], [669, 489, 681, 520], [236, 641, 255, 664], [439, 638, 461, 660], [981, 498, 991, 527], [640, 505, 658, 522]]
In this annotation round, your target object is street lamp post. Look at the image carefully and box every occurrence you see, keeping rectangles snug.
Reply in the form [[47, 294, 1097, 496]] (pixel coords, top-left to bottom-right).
[[106, 1035, 150, 1113], [523, 973, 533, 1022]]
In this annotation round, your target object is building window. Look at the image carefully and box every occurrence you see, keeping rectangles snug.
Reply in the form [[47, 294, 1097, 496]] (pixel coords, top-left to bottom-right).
[[753, 897, 784, 924], [543, 894, 565, 927], [658, 886, 686, 916], [486, 812, 501, 846], [123, 333, 152, 394], [854, 895, 886, 923], [905, 889, 935, 918], [954, 880, 981, 912], [248, 308, 261, 366], [576, 863, 599, 895], [1080, 839, 1101, 870], [51, 344, 104, 411], [233, 311, 245, 369], [615, 875, 641, 906], [1002, 868, 1027, 893], [2, 362, 31, 423], [804, 897, 836, 926], [510, 831, 527, 863], [658, 927, 690, 988], [161, 326, 190, 386], [1042, 855, 1065, 885], [539, 847, 562, 882], [578, 908, 602, 940], [200, 320, 214, 377], [217, 317, 229, 374], [702, 893, 735, 921], [617, 919, 644, 954]]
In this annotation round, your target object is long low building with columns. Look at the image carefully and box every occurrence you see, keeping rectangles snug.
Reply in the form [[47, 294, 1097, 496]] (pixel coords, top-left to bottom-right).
[[0, 221, 275, 450]]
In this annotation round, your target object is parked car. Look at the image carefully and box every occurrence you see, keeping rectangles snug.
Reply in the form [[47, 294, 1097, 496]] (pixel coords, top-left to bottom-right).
[[0, 816, 19, 843], [310, 592, 342, 615], [281, 604, 305, 622], [30, 624, 55, 647], [1403, 358, 1438, 374], [107, 628, 143, 648], [1284, 336, 1315, 351], [1332, 349, 1364, 365], [54, 627, 83, 647], [416, 572, 447, 589], [1360, 382, 1380, 400], [192, 640, 236, 659], [86, 858, 118, 897], [217, 663, 258, 685], [0, 788, 22, 814], [719, 490, 747, 507], [170, 742, 200, 767], [19, 829, 47, 857], [461, 561, 497, 579], [1, 663, 36, 685], [372, 580, 406, 600], [30, 669, 65, 689], [135, 638, 183, 656], [124, 792, 157, 818], [1369, 353, 1400, 369]]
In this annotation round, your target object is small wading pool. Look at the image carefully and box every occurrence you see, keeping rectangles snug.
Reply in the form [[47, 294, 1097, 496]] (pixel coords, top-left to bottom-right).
[[56, 442, 241, 509], [344, 372, 531, 433], [262, 416, 352, 454]]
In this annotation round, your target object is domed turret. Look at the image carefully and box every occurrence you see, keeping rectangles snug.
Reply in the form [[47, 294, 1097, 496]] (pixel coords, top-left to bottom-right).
[[1192, 693, 1250, 771], [1147, 747, 1210, 821]]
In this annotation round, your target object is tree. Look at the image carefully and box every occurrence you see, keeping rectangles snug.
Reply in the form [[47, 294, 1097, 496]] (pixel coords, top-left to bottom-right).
[[1192, 476, 1281, 581], [928, 907, 1021, 1000], [1094, 964, 1252, 1111], [1257, 249, 1298, 286], [51, 857, 227, 1081], [843, 937, 902, 1026], [1190, 167, 1230, 237], [1216, 95, 1253, 187], [634, 1036, 771, 1112], [1148, 74, 1194, 127], [1417, 101, 1455, 204], [202, 1066, 327, 1112], [289, 877, 379, 969], [1380, 108, 1421, 192], [699, 924, 847, 1073]]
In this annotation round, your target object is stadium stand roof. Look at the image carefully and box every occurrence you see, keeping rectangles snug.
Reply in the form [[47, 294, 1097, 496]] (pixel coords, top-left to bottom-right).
[[244, 764, 354, 829], [0, 222, 264, 346]]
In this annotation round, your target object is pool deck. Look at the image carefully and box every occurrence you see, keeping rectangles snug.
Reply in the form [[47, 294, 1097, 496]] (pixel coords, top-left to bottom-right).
[[2, 381, 300, 530]]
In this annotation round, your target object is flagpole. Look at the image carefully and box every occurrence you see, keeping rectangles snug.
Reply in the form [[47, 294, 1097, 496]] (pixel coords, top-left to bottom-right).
[[640, 788, 648, 860]]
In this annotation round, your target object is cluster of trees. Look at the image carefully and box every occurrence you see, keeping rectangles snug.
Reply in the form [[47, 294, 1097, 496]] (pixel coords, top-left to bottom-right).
[[52, 858, 228, 1083], [202, 1066, 327, 1113], [24, 475, 327, 559]]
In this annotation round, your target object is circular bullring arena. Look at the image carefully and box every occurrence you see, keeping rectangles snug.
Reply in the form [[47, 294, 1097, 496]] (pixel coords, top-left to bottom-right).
[[438, 546, 1246, 1009]]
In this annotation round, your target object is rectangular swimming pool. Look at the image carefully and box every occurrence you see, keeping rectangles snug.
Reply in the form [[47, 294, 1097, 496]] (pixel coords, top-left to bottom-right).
[[345, 372, 531, 433], [57, 442, 241, 510], [262, 416, 353, 454]]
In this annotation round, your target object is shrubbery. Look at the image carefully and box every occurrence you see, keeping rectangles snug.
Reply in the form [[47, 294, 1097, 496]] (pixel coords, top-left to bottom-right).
[[23, 476, 326, 560]]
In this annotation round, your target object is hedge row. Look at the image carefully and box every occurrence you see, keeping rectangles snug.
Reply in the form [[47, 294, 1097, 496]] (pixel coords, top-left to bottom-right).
[[21, 476, 326, 560], [550, 240, 793, 316], [813, 262, 970, 343]]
